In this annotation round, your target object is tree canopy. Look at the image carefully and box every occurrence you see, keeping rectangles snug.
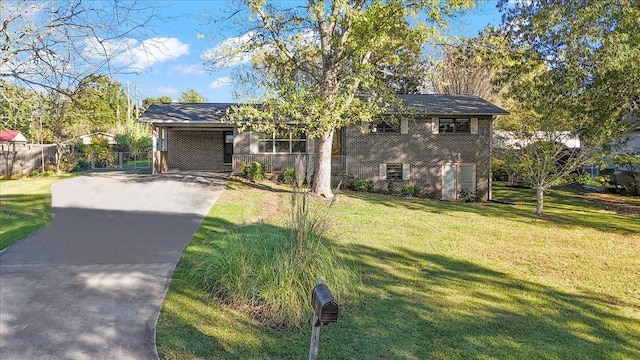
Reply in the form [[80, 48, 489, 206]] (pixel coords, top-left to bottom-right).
[[488, 0, 640, 214], [1, 0, 155, 99], [178, 89, 207, 103], [209, 0, 476, 197], [142, 96, 173, 111]]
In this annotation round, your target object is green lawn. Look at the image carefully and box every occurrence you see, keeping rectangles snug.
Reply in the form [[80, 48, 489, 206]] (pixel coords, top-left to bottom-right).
[[0, 176, 68, 249], [157, 181, 640, 359]]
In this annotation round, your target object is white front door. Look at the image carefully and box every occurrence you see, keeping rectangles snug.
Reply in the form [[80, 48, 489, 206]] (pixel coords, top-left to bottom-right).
[[442, 163, 477, 200]]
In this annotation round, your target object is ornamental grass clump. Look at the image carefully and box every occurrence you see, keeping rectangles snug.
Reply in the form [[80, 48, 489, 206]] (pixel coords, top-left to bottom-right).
[[188, 189, 358, 329]]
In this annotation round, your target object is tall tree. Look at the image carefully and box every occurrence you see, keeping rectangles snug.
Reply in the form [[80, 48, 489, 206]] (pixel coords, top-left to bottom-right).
[[491, 0, 640, 214], [1, 0, 155, 104], [177, 89, 207, 103], [142, 96, 173, 111], [209, 0, 475, 197], [0, 80, 43, 141], [66, 74, 128, 136], [425, 38, 497, 100]]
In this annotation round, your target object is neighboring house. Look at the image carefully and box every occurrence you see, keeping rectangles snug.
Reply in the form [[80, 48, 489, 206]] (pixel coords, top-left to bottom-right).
[[0, 130, 28, 151], [138, 94, 508, 200], [493, 130, 583, 187], [585, 121, 640, 188], [493, 130, 582, 150], [78, 132, 118, 145]]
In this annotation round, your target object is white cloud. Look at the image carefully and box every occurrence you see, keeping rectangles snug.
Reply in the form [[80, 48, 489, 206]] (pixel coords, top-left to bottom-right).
[[201, 33, 256, 69], [209, 77, 233, 89], [172, 63, 205, 75], [84, 37, 190, 71], [155, 86, 178, 95]]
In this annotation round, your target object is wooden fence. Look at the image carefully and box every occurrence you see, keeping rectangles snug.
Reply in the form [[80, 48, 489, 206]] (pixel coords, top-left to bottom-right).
[[0, 144, 57, 179]]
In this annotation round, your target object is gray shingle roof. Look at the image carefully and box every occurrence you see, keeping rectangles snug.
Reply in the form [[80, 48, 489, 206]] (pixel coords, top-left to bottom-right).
[[138, 103, 235, 124], [398, 94, 509, 116], [138, 95, 508, 124]]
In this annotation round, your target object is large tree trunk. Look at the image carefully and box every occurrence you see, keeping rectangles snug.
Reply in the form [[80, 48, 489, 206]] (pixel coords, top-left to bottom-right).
[[536, 186, 545, 215], [311, 128, 335, 198]]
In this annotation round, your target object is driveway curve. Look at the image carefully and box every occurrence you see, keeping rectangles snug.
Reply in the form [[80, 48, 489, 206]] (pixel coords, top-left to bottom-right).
[[0, 171, 226, 360]]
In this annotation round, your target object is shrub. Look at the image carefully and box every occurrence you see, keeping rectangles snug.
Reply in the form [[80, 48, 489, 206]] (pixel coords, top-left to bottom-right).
[[413, 185, 422, 197], [72, 157, 91, 172], [241, 161, 266, 181], [387, 180, 395, 194], [57, 152, 79, 173], [277, 167, 296, 185], [347, 179, 369, 192], [188, 190, 358, 329], [401, 184, 414, 197], [365, 180, 374, 192], [458, 188, 478, 202], [492, 157, 510, 182]]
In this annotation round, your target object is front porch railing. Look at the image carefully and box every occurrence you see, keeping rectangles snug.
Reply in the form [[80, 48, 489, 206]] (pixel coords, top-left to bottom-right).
[[231, 154, 375, 180]]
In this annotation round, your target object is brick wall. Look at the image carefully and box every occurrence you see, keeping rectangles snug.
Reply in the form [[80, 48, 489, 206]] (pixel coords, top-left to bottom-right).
[[168, 130, 231, 171], [344, 116, 493, 199], [230, 116, 494, 200]]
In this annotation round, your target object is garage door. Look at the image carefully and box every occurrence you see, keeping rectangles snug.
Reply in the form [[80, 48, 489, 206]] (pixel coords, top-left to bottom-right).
[[168, 130, 224, 170]]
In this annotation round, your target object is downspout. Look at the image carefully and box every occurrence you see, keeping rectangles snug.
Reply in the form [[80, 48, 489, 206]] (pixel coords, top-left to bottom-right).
[[489, 116, 494, 201]]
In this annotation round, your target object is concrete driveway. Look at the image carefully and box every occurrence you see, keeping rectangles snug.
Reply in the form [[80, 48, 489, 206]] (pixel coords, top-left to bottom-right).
[[0, 171, 226, 360]]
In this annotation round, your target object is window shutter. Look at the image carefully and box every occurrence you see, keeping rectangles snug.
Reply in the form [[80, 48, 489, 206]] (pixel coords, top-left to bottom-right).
[[379, 164, 387, 180], [250, 131, 258, 154], [401, 119, 408, 134], [432, 118, 439, 134], [471, 118, 478, 134], [402, 163, 411, 180]]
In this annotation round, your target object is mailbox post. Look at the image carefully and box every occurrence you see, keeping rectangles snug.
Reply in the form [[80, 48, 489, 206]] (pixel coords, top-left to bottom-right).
[[309, 277, 339, 360]]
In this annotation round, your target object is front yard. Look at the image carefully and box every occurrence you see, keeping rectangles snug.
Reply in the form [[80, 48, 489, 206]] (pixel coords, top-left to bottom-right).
[[0, 176, 68, 250], [157, 181, 640, 359]]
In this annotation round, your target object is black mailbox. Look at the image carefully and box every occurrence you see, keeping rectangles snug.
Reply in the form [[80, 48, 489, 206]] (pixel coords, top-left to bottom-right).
[[311, 283, 339, 325]]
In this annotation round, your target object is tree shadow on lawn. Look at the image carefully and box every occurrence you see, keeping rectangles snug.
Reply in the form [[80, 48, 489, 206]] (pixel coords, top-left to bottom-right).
[[332, 243, 640, 359], [342, 191, 640, 236], [159, 214, 639, 359]]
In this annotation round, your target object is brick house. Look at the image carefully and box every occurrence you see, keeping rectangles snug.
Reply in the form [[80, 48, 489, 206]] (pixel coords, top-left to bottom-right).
[[138, 94, 508, 200]]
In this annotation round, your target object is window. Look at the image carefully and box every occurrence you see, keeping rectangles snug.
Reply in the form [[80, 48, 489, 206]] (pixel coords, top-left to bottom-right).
[[372, 120, 400, 133], [257, 130, 307, 153], [439, 118, 471, 133], [386, 163, 402, 180]]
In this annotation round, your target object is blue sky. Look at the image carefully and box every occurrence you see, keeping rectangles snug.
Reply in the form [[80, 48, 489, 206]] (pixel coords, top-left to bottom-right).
[[113, 1, 503, 105]]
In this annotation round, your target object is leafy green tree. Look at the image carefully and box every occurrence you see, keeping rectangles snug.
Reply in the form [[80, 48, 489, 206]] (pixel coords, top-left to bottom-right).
[[0, 80, 43, 141], [211, 0, 475, 197], [67, 74, 128, 136], [488, 0, 640, 214], [177, 89, 207, 103], [142, 96, 173, 111]]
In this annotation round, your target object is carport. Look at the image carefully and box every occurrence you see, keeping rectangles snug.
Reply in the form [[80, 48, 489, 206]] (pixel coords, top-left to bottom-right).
[[138, 103, 236, 174]]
